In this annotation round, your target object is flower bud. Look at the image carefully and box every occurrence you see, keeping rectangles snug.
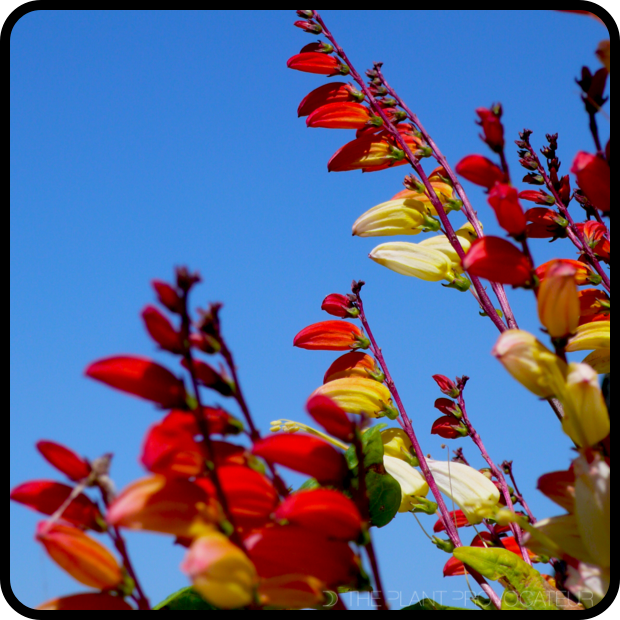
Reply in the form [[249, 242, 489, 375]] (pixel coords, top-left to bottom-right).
[[463, 237, 533, 287], [434, 398, 462, 418], [476, 106, 504, 151], [560, 363, 610, 447], [286, 52, 348, 76], [571, 152, 610, 212], [310, 377, 398, 419], [455, 154, 504, 189], [293, 320, 369, 351], [141, 305, 184, 353], [323, 351, 380, 383], [427, 460, 501, 524], [294, 20, 322, 34], [487, 183, 527, 236], [519, 190, 556, 205], [383, 455, 429, 512], [36, 522, 124, 590], [537, 261, 580, 338], [352, 199, 429, 237], [152, 279, 183, 313], [432, 375, 459, 397], [321, 293, 359, 318], [369, 242, 457, 283], [181, 532, 257, 609], [299, 41, 334, 54], [307, 102, 373, 129], [85, 356, 187, 409], [492, 330, 567, 399], [298, 82, 364, 117], [36, 441, 91, 482], [431, 416, 469, 439]]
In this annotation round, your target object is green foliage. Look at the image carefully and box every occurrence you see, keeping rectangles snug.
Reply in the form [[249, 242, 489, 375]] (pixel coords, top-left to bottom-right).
[[452, 547, 559, 610], [345, 423, 387, 472], [298, 477, 321, 491], [366, 470, 401, 528], [153, 586, 219, 610]]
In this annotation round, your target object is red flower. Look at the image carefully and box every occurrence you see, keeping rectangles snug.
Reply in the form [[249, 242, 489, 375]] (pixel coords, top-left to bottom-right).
[[432, 375, 459, 397], [519, 190, 555, 205], [433, 510, 471, 533], [431, 416, 468, 439], [274, 489, 363, 542], [36, 441, 91, 482], [576, 221, 610, 262], [141, 305, 184, 353], [152, 279, 183, 313], [299, 41, 333, 55], [10, 480, 105, 531], [293, 320, 369, 351], [571, 152, 610, 212], [293, 20, 322, 34], [252, 434, 348, 485], [287, 52, 348, 76], [434, 398, 461, 418], [487, 184, 527, 236], [181, 359, 233, 396], [244, 525, 359, 587], [463, 237, 533, 287], [535, 259, 599, 286], [524, 207, 567, 239], [321, 293, 359, 319], [306, 394, 355, 442], [455, 154, 504, 189], [323, 351, 378, 383], [476, 106, 504, 151], [578, 288, 610, 325], [85, 356, 187, 408], [297, 82, 364, 117], [307, 102, 374, 130], [537, 469, 575, 513]]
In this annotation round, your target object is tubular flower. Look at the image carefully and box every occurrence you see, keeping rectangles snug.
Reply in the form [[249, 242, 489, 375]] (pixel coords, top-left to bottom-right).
[[487, 183, 527, 236], [286, 52, 349, 76], [369, 242, 457, 283], [36, 522, 124, 590], [37, 593, 134, 610], [463, 237, 533, 287], [10, 480, 105, 531], [578, 289, 610, 325], [566, 321, 610, 373], [476, 106, 504, 151], [433, 510, 472, 533], [559, 363, 610, 448], [538, 469, 576, 513], [306, 394, 355, 443], [293, 320, 369, 351], [252, 434, 348, 485], [381, 428, 414, 461], [306, 102, 376, 129], [152, 279, 183, 313], [141, 305, 184, 353], [36, 441, 91, 482], [181, 532, 257, 609], [106, 475, 218, 538], [323, 351, 380, 383], [274, 489, 363, 542], [520, 190, 556, 205], [327, 132, 409, 172], [417, 222, 478, 268], [524, 207, 567, 239], [426, 460, 501, 524], [352, 199, 431, 237], [455, 154, 504, 188], [321, 293, 359, 318], [383, 455, 429, 512], [492, 329, 567, 399], [536, 259, 601, 286], [84, 356, 187, 409], [431, 416, 468, 439], [297, 82, 364, 117], [570, 152, 610, 213], [309, 376, 398, 419], [537, 261, 580, 339]]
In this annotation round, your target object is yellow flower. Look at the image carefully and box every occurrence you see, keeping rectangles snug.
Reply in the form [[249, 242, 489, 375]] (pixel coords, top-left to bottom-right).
[[417, 222, 478, 271], [566, 321, 610, 374], [537, 263, 580, 339], [352, 199, 430, 237], [381, 428, 414, 461], [383, 455, 429, 512]]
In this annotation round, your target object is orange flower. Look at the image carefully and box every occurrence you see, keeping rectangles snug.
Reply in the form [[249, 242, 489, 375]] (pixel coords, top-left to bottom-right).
[[36, 440, 91, 482], [463, 237, 533, 287], [297, 82, 364, 117], [293, 320, 369, 351], [306, 102, 375, 129], [287, 52, 349, 76], [323, 351, 378, 383]]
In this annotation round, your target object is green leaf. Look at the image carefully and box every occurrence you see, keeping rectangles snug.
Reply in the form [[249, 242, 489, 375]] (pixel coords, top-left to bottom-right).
[[153, 586, 219, 610], [346, 423, 387, 472], [298, 478, 321, 491], [366, 470, 400, 528], [401, 598, 469, 610], [452, 547, 559, 610]]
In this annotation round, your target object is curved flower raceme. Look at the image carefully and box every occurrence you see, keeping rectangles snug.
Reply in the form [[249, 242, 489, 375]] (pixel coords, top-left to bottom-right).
[[426, 460, 501, 524]]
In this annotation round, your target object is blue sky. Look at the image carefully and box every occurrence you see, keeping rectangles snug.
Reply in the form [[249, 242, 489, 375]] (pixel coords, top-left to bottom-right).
[[10, 9, 610, 611]]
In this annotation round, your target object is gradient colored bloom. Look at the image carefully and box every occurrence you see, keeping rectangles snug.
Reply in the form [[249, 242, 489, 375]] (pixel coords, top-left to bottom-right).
[[294, 19, 322, 34], [524, 207, 567, 239], [566, 321, 610, 373], [181, 532, 257, 609], [537, 469, 576, 513], [537, 261, 580, 338], [36, 522, 124, 590], [383, 455, 429, 512], [369, 242, 457, 283], [36, 441, 91, 482], [323, 351, 380, 383], [106, 475, 218, 537], [306, 394, 355, 443], [286, 52, 349, 76], [427, 460, 500, 524], [431, 416, 468, 439], [141, 305, 184, 353], [455, 154, 504, 188], [352, 198, 430, 237], [492, 329, 567, 399], [519, 190, 556, 205], [37, 593, 134, 610], [298, 82, 364, 117], [476, 106, 504, 151], [578, 289, 610, 325], [381, 428, 413, 461], [463, 237, 532, 287], [274, 489, 363, 542], [560, 363, 610, 447], [293, 320, 369, 351], [245, 525, 360, 588], [10, 480, 105, 531], [391, 181, 454, 206], [417, 222, 478, 269], [306, 102, 375, 129], [85, 356, 187, 409], [570, 152, 610, 212], [536, 259, 600, 286], [327, 132, 408, 172], [309, 376, 397, 419], [252, 434, 348, 485], [321, 293, 359, 318], [487, 183, 527, 236]]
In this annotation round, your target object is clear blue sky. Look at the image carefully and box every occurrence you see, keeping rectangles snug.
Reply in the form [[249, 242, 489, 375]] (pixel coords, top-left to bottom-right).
[[10, 9, 610, 610]]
